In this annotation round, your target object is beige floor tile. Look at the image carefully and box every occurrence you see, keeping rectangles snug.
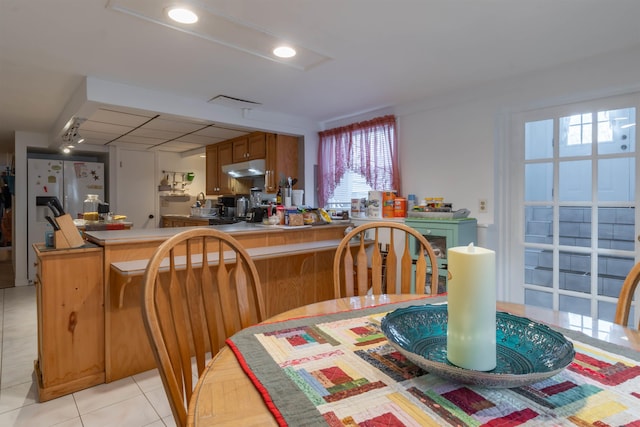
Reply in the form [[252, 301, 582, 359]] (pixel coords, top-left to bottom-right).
[[0, 380, 37, 414], [0, 285, 194, 427], [0, 394, 78, 427], [162, 414, 177, 427], [143, 386, 172, 419], [80, 394, 161, 427], [0, 357, 37, 390], [52, 417, 84, 427], [73, 376, 143, 415], [131, 368, 163, 393]]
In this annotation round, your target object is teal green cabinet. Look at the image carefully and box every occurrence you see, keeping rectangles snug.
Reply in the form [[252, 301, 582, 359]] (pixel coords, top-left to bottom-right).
[[405, 218, 477, 293]]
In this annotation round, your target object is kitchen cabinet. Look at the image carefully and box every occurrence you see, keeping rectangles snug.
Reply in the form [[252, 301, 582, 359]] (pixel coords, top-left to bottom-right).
[[161, 215, 209, 228], [206, 141, 233, 195], [232, 132, 267, 162], [265, 133, 299, 193], [405, 218, 477, 293], [33, 243, 105, 402]]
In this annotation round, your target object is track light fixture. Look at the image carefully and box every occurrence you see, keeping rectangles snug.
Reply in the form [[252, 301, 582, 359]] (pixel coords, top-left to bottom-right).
[[60, 117, 86, 152]]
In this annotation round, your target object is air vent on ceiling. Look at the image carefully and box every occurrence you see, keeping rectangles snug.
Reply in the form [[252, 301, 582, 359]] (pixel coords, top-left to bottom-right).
[[208, 95, 262, 109]]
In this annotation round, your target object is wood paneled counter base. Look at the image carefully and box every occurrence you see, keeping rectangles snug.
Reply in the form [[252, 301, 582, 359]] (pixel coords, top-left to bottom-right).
[[86, 222, 350, 383], [32, 244, 105, 402]]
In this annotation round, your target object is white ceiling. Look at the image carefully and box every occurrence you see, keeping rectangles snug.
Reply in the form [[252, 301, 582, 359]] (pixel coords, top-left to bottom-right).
[[3, 0, 640, 154]]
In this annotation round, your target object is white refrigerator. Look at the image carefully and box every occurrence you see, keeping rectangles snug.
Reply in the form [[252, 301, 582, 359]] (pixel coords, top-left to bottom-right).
[[27, 158, 105, 281]]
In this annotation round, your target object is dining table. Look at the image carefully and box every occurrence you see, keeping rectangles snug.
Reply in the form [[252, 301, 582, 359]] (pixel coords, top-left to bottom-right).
[[187, 294, 640, 427]]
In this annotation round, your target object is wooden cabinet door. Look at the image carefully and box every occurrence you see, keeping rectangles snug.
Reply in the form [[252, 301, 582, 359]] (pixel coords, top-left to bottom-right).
[[232, 132, 267, 162], [247, 132, 267, 159], [206, 141, 234, 195], [265, 134, 298, 192], [217, 141, 234, 194], [205, 145, 219, 195], [232, 136, 249, 163]]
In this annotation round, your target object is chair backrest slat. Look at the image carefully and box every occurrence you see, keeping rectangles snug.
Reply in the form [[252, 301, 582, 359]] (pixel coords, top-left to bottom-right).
[[142, 228, 265, 427], [333, 222, 440, 298], [371, 229, 383, 295], [356, 234, 369, 296], [614, 261, 640, 329]]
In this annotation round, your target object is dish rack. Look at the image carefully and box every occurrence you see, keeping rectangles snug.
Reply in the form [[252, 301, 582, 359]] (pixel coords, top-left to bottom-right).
[[190, 207, 217, 217]]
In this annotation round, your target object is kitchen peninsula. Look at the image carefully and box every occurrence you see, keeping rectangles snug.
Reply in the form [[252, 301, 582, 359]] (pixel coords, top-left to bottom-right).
[[34, 222, 350, 401]]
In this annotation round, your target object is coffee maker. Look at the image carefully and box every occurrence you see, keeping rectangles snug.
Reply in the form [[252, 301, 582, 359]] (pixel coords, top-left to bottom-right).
[[217, 196, 236, 219], [248, 187, 267, 222]]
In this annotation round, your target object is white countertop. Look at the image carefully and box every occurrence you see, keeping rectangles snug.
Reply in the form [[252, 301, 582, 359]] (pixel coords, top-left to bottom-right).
[[84, 221, 349, 245]]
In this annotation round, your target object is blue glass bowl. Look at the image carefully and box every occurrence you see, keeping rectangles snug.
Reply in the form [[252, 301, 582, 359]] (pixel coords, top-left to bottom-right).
[[380, 304, 575, 388]]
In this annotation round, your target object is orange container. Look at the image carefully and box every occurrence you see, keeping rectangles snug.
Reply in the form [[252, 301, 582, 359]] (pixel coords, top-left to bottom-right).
[[394, 197, 407, 217], [382, 191, 397, 218]]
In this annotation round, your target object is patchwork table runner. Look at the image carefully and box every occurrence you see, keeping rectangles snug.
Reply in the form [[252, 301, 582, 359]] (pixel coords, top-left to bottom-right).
[[227, 297, 640, 426]]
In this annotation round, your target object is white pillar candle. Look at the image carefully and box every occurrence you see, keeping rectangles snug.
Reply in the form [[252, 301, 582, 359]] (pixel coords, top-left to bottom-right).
[[446, 243, 496, 371]]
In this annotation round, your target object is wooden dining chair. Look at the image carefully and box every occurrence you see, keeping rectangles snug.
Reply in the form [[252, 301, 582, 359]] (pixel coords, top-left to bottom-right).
[[141, 228, 266, 427], [614, 261, 640, 329], [333, 221, 440, 298]]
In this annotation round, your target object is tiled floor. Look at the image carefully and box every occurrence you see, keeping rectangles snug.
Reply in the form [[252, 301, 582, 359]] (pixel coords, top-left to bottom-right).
[[0, 286, 177, 427]]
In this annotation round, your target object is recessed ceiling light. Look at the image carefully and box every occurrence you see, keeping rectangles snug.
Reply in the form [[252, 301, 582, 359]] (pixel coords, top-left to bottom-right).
[[273, 46, 296, 58], [167, 7, 198, 24]]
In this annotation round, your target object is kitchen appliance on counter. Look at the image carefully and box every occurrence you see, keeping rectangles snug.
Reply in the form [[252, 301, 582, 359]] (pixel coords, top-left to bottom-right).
[[250, 187, 262, 208], [236, 196, 249, 218]]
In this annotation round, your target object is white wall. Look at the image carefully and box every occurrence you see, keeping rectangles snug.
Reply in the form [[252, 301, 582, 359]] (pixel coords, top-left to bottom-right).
[[397, 45, 640, 231], [157, 151, 207, 197], [394, 45, 640, 297]]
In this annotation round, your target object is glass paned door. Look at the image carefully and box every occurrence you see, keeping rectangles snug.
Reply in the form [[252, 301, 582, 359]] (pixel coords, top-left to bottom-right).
[[522, 105, 637, 327]]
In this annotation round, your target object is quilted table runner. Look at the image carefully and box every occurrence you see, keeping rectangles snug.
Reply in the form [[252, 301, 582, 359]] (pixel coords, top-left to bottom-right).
[[227, 297, 640, 426]]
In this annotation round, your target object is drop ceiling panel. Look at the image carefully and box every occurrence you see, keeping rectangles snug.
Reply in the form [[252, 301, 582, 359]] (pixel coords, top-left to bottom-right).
[[115, 134, 165, 145], [65, 105, 269, 154], [194, 127, 248, 139], [144, 117, 206, 133], [89, 109, 154, 126], [177, 134, 223, 144], [81, 121, 135, 136], [127, 128, 183, 139], [77, 130, 116, 144], [157, 141, 203, 151]]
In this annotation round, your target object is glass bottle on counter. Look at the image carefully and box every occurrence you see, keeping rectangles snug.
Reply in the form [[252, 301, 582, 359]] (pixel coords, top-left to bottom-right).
[[83, 194, 102, 221], [276, 186, 282, 205]]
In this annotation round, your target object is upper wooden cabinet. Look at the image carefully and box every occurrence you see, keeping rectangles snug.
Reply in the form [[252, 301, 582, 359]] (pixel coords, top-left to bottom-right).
[[206, 141, 233, 195], [207, 132, 299, 195], [265, 133, 299, 193], [232, 132, 267, 162]]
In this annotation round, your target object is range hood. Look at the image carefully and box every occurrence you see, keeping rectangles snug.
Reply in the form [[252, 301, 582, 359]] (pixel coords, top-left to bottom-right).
[[221, 159, 266, 178]]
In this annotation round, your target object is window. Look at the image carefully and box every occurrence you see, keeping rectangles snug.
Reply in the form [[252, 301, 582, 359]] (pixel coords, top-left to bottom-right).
[[511, 98, 638, 327], [326, 170, 373, 211], [317, 115, 399, 208]]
